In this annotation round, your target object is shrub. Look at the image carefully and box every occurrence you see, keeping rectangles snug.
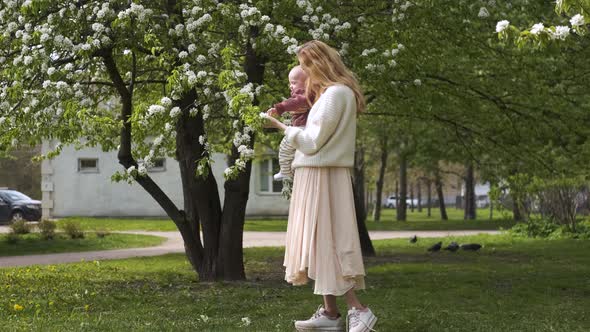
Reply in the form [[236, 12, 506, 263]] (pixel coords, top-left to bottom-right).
[[38, 219, 57, 240], [510, 218, 590, 239], [509, 219, 559, 238], [61, 221, 84, 239], [9, 220, 32, 235], [95, 229, 111, 238]]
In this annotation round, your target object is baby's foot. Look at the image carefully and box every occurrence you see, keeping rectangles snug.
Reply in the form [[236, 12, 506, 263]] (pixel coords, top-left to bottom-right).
[[273, 172, 291, 181]]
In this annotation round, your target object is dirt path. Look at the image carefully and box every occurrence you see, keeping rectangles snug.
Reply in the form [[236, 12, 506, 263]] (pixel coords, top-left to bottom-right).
[[0, 229, 501, 268]]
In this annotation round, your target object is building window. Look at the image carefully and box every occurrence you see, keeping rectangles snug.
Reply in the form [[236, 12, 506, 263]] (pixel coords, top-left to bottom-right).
[[78, 158, 98, 173], [259, 158, 283, 194], [148, 158, 166, 172]]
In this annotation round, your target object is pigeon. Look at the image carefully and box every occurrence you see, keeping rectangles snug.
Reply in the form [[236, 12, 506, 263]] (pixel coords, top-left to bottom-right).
[[409, 235, 418, 243], [461, 243, 482, 251], [427, 241, 442, 252], [444, 242, 460, 252]]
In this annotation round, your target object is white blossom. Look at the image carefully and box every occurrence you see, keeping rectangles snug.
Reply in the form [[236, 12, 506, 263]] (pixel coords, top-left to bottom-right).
[[496, 20, 510, 33], [414, 79, 422, 86], [161, 97, 172, 107], [570, 14, 585, 27], [153, 135, 164, 146], [92, 23, 105, 32], [235, 159, 246, 169], [275, 25, 285, 35], [170, 106, 181, 118], [361, 48, 377, 56], [223, 168, 232, 177], [196, 13, 212, 26], [148, 105, 165, 116], [551, 25, 570, 40], [138, 165, 147, 176], [530, 23, 544, 35]]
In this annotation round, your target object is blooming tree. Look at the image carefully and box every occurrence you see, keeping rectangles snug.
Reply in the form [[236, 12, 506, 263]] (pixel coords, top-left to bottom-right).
[[495, 0, 588, 46], [0, 0, 393, 280]]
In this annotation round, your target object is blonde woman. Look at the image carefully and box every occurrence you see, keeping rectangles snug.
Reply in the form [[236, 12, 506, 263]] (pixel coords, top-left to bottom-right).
[[264, 40, 377, 332]]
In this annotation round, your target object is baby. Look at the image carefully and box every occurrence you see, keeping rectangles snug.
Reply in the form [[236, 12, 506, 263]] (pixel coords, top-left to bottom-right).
[[266, 65, 314, 181]]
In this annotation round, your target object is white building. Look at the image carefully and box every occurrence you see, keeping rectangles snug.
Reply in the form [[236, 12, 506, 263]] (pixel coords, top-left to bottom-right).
[[40, 142, 289, 218]]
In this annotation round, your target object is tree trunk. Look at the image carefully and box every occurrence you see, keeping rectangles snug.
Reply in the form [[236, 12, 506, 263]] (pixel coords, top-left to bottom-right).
[[464, 163, 476, 220], [365, 185, 370, 213], [102, 49, 223, 280], [215, 31, 265, 280], [353, 146, 375, 256], [397, 153, 407, 221], [489, 201, 493, 220], [217, 149, 251, 280], [513, 201, 524, 222], [435, 170, 448, 220], [373, 137, 388, 222], [175, 89, 222, 280], [410, 182, 415, 212], [417, 179, 422, 212], [395, 180, 399, 209], [426, 179, 432, 217]]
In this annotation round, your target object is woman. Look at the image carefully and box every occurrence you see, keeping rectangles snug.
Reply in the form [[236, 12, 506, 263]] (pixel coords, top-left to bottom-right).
[[264, 40, 377, 332]]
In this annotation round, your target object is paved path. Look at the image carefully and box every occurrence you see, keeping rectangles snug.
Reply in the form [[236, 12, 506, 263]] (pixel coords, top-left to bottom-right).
[[0, 227, 500, 268]]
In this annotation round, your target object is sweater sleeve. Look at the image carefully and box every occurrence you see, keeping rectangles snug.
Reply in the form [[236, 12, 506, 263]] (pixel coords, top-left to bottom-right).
[[274, 89, 309, 115], [284, 86, 348, 155]]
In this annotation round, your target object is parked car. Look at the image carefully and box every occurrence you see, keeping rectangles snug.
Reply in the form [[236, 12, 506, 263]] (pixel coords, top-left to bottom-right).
[[0, 189, 42, 223], [384, 196, 419, 209]]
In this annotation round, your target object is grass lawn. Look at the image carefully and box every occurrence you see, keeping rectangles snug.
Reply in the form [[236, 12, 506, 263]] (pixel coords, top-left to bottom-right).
[[0, 233, 166, 256], [1, 234, 588, 331], [60, 207, 516, 232]]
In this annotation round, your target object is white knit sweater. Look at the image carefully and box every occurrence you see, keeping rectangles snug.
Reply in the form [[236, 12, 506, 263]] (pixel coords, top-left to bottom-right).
[[284, 84, 357, 169]]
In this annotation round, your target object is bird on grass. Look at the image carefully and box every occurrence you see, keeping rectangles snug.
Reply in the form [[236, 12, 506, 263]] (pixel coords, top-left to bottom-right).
[[409, 235, 418, 243], [461, 243, 482, 251], [444, 242, 460, 252], [427, 241, 442, 252]]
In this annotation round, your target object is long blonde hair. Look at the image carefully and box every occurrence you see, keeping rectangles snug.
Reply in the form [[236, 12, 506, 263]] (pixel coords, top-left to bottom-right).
[[297, 40, 365, 113]]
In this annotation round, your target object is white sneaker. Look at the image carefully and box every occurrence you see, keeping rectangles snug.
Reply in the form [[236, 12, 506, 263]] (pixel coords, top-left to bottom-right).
[[295, 306, 344, 331], [273, 172, 291, 181], [347, 307, 377, 332]]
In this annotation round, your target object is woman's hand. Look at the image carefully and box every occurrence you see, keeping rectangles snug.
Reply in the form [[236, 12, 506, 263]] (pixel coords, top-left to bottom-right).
[[260, 111, 288, 132]]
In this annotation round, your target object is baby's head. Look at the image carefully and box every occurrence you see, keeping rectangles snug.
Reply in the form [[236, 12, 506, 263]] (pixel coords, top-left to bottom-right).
[[288, 65, 307, 93]]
